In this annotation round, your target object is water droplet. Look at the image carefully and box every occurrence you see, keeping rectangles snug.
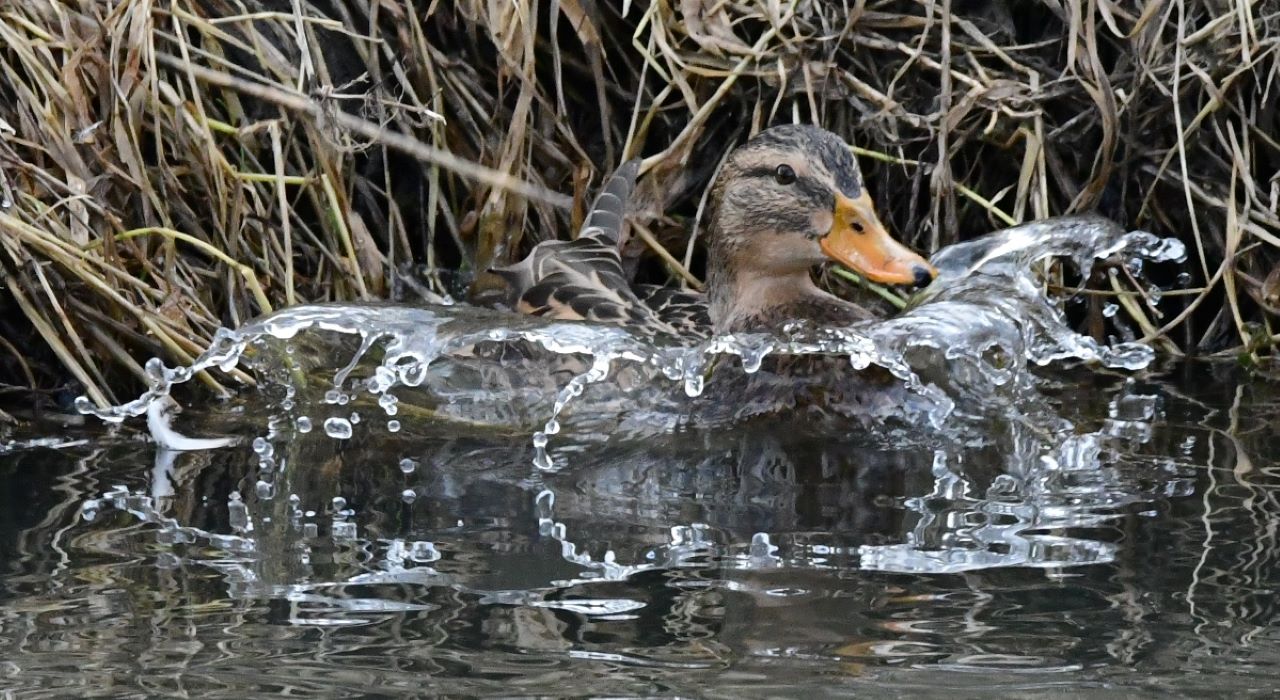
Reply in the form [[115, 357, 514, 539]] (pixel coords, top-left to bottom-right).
[[255, 480, 274, 499], [535, 489, 556, 533], [683, 372, 704, 398], [144, 357, 166, 382], [401, 489, 417, 503], [323, 417, 353, 439], [331, 521, 357, 541], [386, 420, 401, 432], [1103, 303, 1119, 318], [848, 352, 871, 370], [532, 432, 553, 470], [401, 364, 427, 387], [378, 393, 399, 415], [399, 458, 417, 474]]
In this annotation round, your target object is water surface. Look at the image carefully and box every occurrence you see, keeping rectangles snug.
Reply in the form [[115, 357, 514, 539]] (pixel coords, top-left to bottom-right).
[[1, 363, 1278, 696]]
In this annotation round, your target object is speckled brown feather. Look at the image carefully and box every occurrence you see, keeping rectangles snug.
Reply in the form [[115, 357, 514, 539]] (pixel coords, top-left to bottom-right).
[[633, 285, 711, 335], [494, 161, 696, 337]]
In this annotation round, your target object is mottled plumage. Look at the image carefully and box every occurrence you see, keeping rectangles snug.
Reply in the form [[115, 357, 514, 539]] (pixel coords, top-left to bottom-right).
[[493, 161, 692, 337], [495, 125, 935, 340]]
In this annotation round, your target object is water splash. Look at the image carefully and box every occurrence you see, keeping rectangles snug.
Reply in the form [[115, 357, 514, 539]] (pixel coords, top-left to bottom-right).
[[75, 216, 1184, 454]]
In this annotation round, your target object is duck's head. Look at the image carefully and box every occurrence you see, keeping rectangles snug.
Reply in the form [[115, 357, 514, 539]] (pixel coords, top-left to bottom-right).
[[706, 124, 936, 289]]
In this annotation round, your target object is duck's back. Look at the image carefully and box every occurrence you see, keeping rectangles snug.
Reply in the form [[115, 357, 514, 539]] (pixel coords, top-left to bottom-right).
[[493, 161, 708, 338]]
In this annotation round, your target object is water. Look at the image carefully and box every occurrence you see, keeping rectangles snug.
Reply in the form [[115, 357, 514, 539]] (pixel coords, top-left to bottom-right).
[[3, 366, 1279, 696], [7, 217, 1280, 695]]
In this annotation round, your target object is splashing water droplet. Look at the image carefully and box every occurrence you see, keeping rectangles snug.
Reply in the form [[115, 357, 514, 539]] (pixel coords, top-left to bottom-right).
[[323, 417, 353, 439], [532, 431, 553, 471], [378, 392, 399, 415], [683, 371, 704, 398], [255, 480, 274, 499], [251, 437, 271, 456], [331, 521, 357, 541]]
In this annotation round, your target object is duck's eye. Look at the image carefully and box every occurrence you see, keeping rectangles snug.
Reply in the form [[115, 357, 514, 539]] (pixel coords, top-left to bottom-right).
[[774, 164, 796, 185]]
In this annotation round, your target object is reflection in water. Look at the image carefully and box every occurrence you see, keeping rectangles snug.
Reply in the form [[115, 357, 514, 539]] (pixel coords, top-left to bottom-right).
[[3, 366, 1279, 695]]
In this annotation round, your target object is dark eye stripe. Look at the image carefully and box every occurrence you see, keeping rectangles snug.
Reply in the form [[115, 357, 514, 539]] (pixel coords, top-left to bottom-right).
[[742, 168, 831, 202], [742, 166, 781, 181], [795, 176, 831, 206]]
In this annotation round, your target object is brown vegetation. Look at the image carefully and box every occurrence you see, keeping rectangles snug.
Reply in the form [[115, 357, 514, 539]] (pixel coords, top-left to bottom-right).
[[1, 0, 1277, 414]]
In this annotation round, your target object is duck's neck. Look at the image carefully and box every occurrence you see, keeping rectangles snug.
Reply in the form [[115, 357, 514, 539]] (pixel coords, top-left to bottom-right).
[[705, 248, 843, 333]]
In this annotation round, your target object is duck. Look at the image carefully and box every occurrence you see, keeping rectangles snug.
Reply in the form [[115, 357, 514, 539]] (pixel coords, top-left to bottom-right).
[[495, 124, 936, 340]]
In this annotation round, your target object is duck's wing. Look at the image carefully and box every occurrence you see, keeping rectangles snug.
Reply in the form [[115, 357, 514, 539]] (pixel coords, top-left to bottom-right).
[[634, 285, 711, 339], [494, 161, 682, 334]]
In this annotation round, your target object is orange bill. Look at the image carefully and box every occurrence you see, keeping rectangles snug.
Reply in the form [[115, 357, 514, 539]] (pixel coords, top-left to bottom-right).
[[820, 192, 937, 287]]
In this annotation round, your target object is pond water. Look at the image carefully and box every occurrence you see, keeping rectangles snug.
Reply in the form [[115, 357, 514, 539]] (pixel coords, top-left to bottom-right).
[[2, 364, 1278, 696], [3, 218, 1279, 696]]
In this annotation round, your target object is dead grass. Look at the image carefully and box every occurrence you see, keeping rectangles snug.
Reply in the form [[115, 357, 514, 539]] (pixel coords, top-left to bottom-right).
[[1, 0, 1277, 411]]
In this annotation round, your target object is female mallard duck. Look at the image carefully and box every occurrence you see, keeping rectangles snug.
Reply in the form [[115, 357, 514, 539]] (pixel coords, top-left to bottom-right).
[[497, 124, 935, 338]]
